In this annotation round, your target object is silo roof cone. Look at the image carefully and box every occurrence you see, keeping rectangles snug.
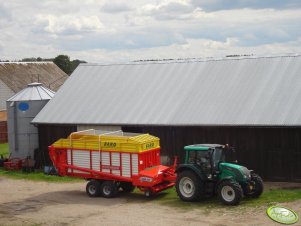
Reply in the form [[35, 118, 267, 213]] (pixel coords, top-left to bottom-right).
[[7, 83, 55, 101]]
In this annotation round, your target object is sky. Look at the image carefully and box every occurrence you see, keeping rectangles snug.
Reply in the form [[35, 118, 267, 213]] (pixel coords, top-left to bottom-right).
[[0, 0, 301, 63]]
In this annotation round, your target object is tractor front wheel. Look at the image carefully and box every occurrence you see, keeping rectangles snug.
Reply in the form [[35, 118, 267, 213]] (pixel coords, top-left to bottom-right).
[[244, 173, 264, 198], [176, 171, 204, 202], [217, 180, 243, 205]]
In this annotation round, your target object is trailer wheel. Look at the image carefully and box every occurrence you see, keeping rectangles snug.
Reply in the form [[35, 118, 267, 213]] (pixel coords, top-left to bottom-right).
[[217, 180, 243, 205], [120, 182, 135, 192], [100, 181, 118, 198], [144, 190, 153, 198], [86, 180, 101, 197]]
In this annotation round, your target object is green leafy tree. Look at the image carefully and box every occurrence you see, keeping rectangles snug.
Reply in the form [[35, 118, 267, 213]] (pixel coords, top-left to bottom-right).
[[17, 55, 86, 75], [21, 57, 38, 62], [53, 55, 72, 75], [71, 59, 87, 73]]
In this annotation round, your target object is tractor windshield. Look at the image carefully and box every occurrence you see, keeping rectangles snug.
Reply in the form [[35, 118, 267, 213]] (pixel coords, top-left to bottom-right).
[[212, 147, 225, 169]]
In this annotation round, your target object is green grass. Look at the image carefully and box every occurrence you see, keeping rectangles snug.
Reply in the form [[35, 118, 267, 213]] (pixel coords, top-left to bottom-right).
[[146, 185, 301, 210], [0, 168, 81, 182], [0, 143, 9, 158]]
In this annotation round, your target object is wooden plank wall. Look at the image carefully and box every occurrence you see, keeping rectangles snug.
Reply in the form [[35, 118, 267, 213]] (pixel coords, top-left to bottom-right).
[[37, 124, 77, 167], [123, 126, 301, 182], [0, 121, 8, 143], [36, 124, 301, 181]]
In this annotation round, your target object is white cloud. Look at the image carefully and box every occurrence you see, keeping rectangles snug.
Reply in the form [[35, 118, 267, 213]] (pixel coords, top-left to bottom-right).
[[101, 2, 132, 13], [140, 0, 195, 20], [52, 37, 301, 63], [0, 0, 301, 63], [36, 15, 105, 35]]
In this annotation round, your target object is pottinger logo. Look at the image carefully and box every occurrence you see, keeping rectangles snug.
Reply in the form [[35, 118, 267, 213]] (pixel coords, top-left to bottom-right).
[[267, 206, 299, 224]]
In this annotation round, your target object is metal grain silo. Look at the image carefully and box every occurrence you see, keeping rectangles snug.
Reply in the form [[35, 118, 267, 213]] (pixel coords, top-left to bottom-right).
[[6, 83, 55, 159]]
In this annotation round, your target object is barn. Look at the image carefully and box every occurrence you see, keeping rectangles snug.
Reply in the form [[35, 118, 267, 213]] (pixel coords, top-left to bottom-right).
[[32, 55, 301, 181], [0, 62, 68, 143]]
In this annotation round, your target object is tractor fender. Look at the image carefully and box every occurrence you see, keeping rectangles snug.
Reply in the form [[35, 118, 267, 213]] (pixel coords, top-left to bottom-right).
[[176, 164, 207, 181]]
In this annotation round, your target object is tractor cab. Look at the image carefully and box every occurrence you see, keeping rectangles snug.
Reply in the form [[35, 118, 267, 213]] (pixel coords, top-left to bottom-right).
[[184, 144, 230, 178]]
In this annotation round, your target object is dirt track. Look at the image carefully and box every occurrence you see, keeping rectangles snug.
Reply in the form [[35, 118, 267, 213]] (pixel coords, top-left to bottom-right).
[[0, 177, 300, 226]]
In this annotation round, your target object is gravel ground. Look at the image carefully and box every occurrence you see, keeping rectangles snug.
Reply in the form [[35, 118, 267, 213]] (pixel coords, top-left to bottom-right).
[[0, 177, 300, 226]]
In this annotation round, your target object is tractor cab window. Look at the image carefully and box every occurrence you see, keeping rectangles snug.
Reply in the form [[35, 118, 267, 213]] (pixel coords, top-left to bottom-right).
[[188, 151, 209, 164], [212, 147, 225, 170], [188, 150, 211, 173]]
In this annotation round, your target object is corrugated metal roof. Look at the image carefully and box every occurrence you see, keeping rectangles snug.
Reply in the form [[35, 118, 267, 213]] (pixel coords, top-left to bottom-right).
[[7, 83, 55, 101], [32, 55, 301, 126]]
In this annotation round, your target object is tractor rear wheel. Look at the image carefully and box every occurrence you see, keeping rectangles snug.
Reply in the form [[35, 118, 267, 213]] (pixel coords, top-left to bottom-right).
[[176, 171, 204, 202], [100, 181, 118, 198], [244, 173, 264, 198], [86, 180, 101, 197], [217, 180, 243, 205]]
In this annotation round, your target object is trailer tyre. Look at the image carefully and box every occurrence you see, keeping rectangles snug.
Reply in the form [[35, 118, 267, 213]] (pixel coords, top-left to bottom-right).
[[244, 173, 264, 198], [176, 171, 204, 202], [217, 180, 243, 205], [100, 181, 118, 198], [144, 190, 153, 198], [86, 180, 101, 197], [120, 182, 135, 193]]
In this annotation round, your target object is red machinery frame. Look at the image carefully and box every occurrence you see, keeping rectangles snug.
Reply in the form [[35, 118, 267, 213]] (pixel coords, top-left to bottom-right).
[[49, 145, 177, 195]]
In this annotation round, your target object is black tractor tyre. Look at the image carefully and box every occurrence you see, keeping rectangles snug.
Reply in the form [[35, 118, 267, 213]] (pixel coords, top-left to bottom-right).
[[120, 182, 135, 193], [86, 180, 101, 197], [176, 171, 205, 202], [217, 180, 243, 205], [244, 173, 264, 198], [100, 181, 118, 198]]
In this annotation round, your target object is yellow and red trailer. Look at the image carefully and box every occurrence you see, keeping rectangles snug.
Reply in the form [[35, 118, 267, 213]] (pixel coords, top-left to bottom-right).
[[49, 129, 176, 198]]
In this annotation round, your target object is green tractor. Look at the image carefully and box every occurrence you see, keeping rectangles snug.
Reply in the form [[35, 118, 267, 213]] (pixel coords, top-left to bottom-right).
[[175, 144, 263, 205]]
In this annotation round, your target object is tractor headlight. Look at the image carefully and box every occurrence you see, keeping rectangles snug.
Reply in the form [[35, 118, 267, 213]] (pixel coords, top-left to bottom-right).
[[240, 166, 251, 179]]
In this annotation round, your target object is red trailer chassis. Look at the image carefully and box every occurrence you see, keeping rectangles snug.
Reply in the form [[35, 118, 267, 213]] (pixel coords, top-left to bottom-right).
[[49, 145, 177, 197]]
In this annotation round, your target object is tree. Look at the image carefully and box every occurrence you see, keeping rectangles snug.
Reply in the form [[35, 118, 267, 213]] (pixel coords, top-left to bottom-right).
[[15, 55, 86, 75], [53, 55, 72, 75], [71, 59, 87, 73], [21, 57, 38, 62]]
